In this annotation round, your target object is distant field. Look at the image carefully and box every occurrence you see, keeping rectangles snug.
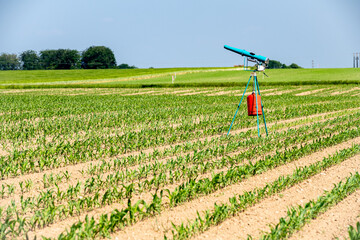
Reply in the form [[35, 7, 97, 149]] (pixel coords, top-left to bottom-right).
[[0, 67, 225, 86], [0, 67, 359, 88], [1, 66, 360, 239]]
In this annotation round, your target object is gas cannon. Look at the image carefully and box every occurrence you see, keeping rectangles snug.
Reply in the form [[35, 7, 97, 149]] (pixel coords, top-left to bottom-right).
[[225, 45, 269, 137]]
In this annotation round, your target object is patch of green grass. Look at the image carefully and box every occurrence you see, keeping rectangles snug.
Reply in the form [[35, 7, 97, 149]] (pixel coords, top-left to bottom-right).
[[0, 67, 222, 84], [0, 68, 359, 89]]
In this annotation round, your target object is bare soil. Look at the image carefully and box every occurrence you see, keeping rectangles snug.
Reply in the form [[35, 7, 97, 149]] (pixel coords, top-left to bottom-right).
[[295, 88, 329, 96], [179, 91, 214, 96], [1, 108, 355, 197], [206, 90, 243, 96], [331, 87, 360, 95], [109, 138, 360, 240], [2, 114, 345, 210], [122, 90, 160, 96], [194, 155, 360, 240], [4, 105, 360, 239], [264, 90, 295, 96], [289, 190, 360, 240], [35, 138, 360, 239], [0, 145, 9, 157]]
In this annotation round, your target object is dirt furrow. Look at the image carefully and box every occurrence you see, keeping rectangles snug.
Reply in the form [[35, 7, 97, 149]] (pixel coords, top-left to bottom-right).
[[193, 156, 360, 240], [0, 125, 330, 209], [0, 146, 8, 157], [20, 140, 285, 238], [0, 118, 344, 207], [263, 90, 295, 96], [0, 130, 296, 209], [206, 90, 244, 96], [289, 190, 360, 240], [35, 136, 360, 239], [122, 90, 161, 96], [108, 137, 360, 240], [0, 109, 355, 189], [178, 91, 214, 96], [331, 87, 360, 96], [295, 88, 329, 96], [0, 110, 355, 206]]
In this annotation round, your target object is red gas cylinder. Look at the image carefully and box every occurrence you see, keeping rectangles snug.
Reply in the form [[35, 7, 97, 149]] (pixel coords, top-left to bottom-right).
[[247, 93, 262, 116]]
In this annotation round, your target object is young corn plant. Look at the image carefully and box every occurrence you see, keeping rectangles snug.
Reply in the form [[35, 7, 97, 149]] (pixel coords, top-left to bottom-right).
[[347, 222, 360, 240], [257, 172, 360, 240], [51, 190, 164, 240], [169, 144, 360, 239], [167, 127, 360, 208]]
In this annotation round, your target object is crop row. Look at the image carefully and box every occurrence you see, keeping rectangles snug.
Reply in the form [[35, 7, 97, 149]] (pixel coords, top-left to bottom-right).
[[256, 171, 360, 239], [0, 86, 340, 118], [0, 114, 354, 204], [0, 110, 347, 201], [1, 110, 358, 181], [346, 222, 360, 240], [0, 95, 356, 154], [0, 96, 356, 180], [48, 141, 360, 240], [169, 144, 360, 239], [165, 126, 360, 207], [0, 91, 355, 144], [0, 121, 333, 217], [85, 114, 353, 178], [1, 123, 359, 238]]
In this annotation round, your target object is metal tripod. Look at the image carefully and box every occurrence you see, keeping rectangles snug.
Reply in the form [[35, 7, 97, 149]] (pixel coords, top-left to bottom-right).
[[227, 70, 268, 137]]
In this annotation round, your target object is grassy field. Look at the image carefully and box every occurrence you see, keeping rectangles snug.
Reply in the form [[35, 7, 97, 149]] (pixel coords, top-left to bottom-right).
[[1, 68, 360, 239], [0, 67, 359, 88], [0, 67, 223, 85]]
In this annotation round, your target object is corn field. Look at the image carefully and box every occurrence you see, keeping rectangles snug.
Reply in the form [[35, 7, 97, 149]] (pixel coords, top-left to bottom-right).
[[1, 84, 360, 239]]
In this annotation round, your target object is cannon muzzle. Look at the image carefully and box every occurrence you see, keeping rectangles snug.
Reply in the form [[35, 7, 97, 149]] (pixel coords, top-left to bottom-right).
[[224, 45, 269, 65]]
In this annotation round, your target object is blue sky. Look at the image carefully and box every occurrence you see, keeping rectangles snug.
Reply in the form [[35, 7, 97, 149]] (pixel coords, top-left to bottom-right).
[[0, 0, 359, 68]]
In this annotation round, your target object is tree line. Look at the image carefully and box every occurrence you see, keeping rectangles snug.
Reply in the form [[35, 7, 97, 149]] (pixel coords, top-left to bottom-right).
[[0, 46, 137, 70], [267, 60, 301, 69]]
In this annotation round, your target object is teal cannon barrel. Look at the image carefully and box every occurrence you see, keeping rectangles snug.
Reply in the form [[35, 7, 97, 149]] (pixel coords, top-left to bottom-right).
[[224, 45, 269, 65]]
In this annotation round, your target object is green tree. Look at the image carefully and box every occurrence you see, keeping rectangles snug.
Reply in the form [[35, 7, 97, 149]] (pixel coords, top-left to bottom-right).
[[289, 63, 301, 68], [0, 53, 20, 70], [81, 46, 116, 69], [267, 60, 301, 69], [118, 63, 137, 69], [40, 49, 80, 69], [281, 63, 288, 69], [56, 49, 81, 69], [267, 60, 282, 69], [40, 50, 58, 69], [20, 50, 41, 70]]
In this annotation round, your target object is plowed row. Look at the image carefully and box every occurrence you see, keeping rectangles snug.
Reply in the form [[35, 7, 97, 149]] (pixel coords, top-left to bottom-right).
[[0, 85, 359, 240]]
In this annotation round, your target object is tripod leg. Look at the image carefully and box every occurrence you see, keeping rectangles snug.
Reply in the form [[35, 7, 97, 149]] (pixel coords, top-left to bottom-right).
[[256, 78, 268, 136], [227, 75, 252, 136], [254, 76, 260, 137]]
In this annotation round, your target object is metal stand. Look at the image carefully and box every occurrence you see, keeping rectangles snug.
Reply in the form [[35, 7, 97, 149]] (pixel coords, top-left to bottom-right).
[[227, 70, 268, 137]]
